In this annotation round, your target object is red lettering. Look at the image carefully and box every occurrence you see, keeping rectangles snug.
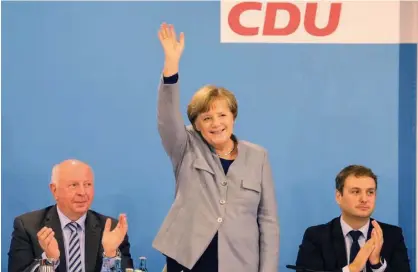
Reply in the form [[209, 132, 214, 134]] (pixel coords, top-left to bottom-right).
[[227, 1, 342, 37], [263, 3, 300, 36], [228, 2, 262, 36], [304, 3, 342, 36]]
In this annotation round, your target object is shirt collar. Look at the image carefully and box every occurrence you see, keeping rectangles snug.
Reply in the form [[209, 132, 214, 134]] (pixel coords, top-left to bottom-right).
[[56, 205, 87, 231], [340, 216, 369, 239]]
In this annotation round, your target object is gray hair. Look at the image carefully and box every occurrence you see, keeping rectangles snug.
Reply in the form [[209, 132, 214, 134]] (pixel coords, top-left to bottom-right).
[[50, 164, 60, 186]]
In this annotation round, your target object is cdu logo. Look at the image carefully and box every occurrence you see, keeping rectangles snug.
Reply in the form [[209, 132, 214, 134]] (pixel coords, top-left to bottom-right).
[[220, 0, 418, 44]]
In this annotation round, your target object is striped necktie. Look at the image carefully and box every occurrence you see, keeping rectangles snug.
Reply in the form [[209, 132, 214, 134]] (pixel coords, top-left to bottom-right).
[[67, 222, 82, 272]]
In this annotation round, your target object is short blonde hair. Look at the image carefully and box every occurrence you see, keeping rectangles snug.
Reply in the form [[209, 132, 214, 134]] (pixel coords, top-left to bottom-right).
[[187, 85, 238, 127]]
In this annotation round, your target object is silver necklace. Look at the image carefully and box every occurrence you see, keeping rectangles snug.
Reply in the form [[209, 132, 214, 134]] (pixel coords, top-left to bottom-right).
[[217, 143, 235, 157]]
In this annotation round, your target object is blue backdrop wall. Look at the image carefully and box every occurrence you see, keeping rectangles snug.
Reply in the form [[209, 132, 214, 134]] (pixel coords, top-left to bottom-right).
[[2, 2, 416, 271]]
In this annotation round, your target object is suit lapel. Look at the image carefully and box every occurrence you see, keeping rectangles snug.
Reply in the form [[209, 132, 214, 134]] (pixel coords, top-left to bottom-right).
[[85, 211, 101, 272], [43, 205, 67, 272], [331, 217, 348, 269]]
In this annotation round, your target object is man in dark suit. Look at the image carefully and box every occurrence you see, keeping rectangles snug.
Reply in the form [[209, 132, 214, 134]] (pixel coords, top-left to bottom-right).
[[296, 165, 411, 272], [8, 159, 134, 272]]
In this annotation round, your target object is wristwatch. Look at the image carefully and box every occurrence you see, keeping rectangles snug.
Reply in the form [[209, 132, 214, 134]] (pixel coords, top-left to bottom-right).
[[103, 248, 121, 258], [44, 258, 59, 266], [370, 257, 384, 269]]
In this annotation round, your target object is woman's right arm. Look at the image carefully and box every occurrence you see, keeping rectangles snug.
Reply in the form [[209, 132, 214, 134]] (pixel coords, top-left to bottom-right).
[[157, 23, 187, 169]]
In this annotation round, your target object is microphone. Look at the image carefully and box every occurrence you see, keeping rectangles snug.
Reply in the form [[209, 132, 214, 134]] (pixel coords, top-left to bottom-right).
[[286, 264, 332, 272]]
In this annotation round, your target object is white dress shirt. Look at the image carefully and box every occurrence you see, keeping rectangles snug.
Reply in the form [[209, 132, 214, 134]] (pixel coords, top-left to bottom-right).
[[340, 217, 386, 272]]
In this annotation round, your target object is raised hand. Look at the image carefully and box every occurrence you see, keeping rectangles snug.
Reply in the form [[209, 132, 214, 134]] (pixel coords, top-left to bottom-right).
[[37, 227, 60, 259], [101, 214, 128, 257], [158, 23, 185, 62], [369, 220, 384, 265], [158, 23, 184, 76], [348, 237, 375, 272]]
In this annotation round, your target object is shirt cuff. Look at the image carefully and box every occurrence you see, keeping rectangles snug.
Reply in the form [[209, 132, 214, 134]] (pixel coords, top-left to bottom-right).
[[101, 256, 118, 271], [371, 258, 387, 272], [41, 252, 60, 269], [342, 265, 350, 272], [163, 73, 179, 84]]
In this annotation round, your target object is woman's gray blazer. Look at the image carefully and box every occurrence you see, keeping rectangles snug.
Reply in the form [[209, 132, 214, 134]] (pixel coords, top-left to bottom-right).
[[152, 76, 280, 272]]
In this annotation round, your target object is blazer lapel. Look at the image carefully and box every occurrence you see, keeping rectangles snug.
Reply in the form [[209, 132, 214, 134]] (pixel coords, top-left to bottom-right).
[[331, 217, 348, 269], [85, 211, 101, 272], [193, 158, 215, 175], [226, 140, 248, 177], [43, 205, 67, 272]]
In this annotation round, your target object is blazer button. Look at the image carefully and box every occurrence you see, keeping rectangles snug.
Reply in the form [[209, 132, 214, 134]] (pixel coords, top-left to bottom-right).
[[217, 217, 223, 223], [221, 181, 227, 186], [220, 200, 226, 205]]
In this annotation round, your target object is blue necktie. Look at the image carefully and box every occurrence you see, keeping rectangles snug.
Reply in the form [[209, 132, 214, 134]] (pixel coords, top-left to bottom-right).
[[67, 222, 82, 272], [349, 230, 363, 263]]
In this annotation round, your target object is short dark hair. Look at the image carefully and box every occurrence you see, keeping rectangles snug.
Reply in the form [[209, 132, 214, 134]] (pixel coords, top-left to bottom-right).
[[335, 165, 377, 194]]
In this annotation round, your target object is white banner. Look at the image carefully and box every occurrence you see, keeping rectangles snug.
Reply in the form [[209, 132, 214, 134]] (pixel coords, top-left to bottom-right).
[[220, 0, 418, 43]]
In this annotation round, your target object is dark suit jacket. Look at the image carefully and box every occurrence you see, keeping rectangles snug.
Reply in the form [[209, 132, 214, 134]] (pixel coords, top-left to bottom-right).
[[8, 205, 134, 272], [295, 217, 411, 272]]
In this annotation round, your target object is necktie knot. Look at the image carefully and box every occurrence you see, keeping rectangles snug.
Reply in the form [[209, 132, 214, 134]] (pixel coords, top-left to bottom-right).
[[349, 230, 362, 242], [67, 222, 79, 233]]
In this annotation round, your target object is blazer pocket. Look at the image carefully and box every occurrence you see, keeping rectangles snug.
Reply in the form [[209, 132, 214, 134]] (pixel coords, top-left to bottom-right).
[[241, 179, 261, 193]]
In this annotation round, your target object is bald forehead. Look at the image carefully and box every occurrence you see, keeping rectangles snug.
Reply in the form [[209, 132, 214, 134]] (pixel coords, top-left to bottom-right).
[[53, 159, 94, 184], [59, 159, 90, 169]]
